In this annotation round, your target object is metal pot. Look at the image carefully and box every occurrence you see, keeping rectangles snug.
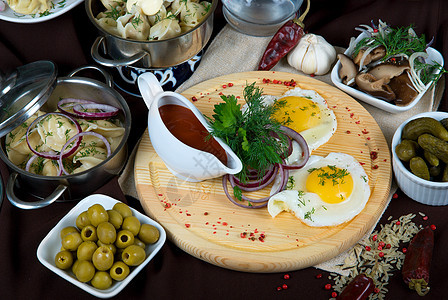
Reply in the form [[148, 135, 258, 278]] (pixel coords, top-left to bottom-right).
[[86, 0, 217, 69], [0, 62, 131, 209]]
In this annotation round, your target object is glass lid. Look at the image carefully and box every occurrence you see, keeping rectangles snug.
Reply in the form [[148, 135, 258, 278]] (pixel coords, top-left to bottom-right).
[[0, 61, 57, 138]]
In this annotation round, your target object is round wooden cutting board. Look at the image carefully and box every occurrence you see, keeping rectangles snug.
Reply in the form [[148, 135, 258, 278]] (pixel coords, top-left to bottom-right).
[[134, 71, 392, 273]]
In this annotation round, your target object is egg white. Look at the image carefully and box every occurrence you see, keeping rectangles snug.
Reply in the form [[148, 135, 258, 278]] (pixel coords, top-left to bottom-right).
[[260, 87, 337, 152], [268, 153, 370, 227]]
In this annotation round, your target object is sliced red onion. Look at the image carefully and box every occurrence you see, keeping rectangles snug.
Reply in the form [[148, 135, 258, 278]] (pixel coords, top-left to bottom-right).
[[279, 125, 309, 169], [26, 112, 82, 160], [57, 98, 97, 117], [25, 155, 38, 172], [58, 131, 111, 175], [72, 103, 119, 119], [222, 175, 268, 209], [231, 164, 276, 189]]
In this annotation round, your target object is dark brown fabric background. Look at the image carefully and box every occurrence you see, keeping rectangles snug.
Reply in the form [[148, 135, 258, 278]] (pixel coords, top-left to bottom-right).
[[1, 1, 447, 299]]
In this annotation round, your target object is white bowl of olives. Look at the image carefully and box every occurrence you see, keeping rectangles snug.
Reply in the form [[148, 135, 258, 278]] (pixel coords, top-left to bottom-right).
[[37, 194, 166, 298]]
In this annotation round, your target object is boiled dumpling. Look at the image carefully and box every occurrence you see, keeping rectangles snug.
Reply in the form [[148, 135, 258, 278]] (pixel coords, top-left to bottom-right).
[[85, 119, 125, 138], [149, 17, 181, 40], [127, 0, 163, 16], [7, 0, 51, 15], [116, 11, 151, 41], [36, 114, 79, 152], [147, 4, 167, 25], [72, 146, 108, 173], [179, 1, 210, 27], [100, 0, 124, 9]]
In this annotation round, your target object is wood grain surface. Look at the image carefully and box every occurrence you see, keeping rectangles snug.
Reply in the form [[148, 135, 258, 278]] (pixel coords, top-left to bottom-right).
[[134, 71, 392, 273]]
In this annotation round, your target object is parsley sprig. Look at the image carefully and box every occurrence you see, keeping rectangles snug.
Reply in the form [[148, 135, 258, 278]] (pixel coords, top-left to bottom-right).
[[207, 82, 288, 183]]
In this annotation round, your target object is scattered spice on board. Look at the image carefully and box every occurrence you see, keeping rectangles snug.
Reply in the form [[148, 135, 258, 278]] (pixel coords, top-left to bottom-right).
[[330, 213, 423, 299]]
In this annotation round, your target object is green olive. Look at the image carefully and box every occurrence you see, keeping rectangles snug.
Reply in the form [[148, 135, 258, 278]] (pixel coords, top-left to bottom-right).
[[97, 221, 117, 244], [87, 204, 109, 227], [113, 202, 133, 219], [91, 271, 113, 290], [133, 238, 146, 249], [110, 261, 130, 281], [115, 230, 135, 249], [75, 260, 96, 283], [122, 245, 146, 266], [97, 240, 117, 255], [138, 224, 160, 244], [77, 241, 98, 261], [60, 226, 79, 239], [76, 211, 91, 230], [92, 246, 114, 271], [61, 232, 83, 251], [81, 225, 98, 242], [72, 259, 80, 275], [54, 250, 74, 270], [107, 209, 123, 230], [122, 216, 140, 236]]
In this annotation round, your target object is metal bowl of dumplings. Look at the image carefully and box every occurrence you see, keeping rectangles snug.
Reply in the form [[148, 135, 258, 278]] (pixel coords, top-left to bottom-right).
[[86, 0, 217, 69], [0, 61, 131, 209]]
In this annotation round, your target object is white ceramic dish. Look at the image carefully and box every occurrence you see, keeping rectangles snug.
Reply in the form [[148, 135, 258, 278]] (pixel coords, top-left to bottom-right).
[[0, 0, 83, 23], [392, 111, 448, 206], [331, 32, 444, 114], [37, 194, 166, 298]]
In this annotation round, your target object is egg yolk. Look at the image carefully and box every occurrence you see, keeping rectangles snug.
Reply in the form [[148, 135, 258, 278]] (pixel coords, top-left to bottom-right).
[[305, 166, 353, 204], [273, 96, 321, 133]]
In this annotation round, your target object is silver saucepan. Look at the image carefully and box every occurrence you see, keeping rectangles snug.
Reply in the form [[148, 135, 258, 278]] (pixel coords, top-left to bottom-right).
[[0, 62, 131, 209], [86, 0, 217, 69]]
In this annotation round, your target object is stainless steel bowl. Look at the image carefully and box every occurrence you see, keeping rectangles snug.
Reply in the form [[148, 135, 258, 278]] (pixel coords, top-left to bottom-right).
[[86, 0, 217, 69], [0, 65, 131, 209]]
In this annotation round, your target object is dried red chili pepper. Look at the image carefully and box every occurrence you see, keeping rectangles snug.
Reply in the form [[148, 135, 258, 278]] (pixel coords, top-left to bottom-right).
[[402, 226, 434, 296], [336, 274, 374, 300], [258, 0, 310, 71]]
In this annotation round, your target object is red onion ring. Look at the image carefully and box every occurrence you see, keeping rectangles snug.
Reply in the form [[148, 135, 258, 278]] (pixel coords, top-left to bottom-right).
[[26, 112, 82, 160], [72, 103, 119, 119], [58, 131, 111, 175], [57, 98, 96, 117], [25, 154, 38, 172], [279, 125, 310, 170], [222, 175, 268, 209], [231, 164, 276, 189]]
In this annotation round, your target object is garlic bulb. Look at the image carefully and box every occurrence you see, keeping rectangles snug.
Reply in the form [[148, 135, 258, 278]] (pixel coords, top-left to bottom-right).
[[287, 34, 336, 75]]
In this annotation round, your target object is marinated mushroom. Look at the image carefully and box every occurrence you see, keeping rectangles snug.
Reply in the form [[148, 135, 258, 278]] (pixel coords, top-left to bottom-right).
[[355, 73, 396, 101], [368, 63, 410, 84], [338, 54, 357, 86], [389, 73, 419, 106], [353, 46, 386, 67]]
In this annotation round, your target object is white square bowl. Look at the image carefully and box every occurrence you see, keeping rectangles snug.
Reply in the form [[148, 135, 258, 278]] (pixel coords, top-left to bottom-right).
[[392, 111, 448, 205], [331, 32, 444, 113], [37, 194, 166, 298]]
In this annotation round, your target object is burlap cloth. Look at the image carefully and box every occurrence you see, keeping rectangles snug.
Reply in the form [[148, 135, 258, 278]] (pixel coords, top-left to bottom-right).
[[118, 25, 445, 274]]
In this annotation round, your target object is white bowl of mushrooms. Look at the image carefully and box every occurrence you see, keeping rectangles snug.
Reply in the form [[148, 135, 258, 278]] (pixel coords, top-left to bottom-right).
[[331, 21, 444, 114]]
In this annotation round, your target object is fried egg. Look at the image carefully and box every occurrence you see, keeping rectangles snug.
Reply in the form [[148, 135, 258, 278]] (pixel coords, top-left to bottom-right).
[[268, 153, 370, 227], [262, 87, 337, 152]]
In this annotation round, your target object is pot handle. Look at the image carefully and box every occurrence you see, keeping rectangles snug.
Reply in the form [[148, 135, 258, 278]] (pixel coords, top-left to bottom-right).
[[67, 65, 113, 88], [91, 36, 151, 68], [6, 173, 68, 210], [138, 72, 164, 109]]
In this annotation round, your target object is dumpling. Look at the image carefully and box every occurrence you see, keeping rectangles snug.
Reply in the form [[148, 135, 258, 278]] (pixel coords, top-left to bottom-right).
[[127, 0, 163, 16], [149, 17, 181, 40], [147, 4, 167, 25], [116, 11, 151, 41], [72, 146, 108, 174], [85, 119, 125, 138], [41, 159, 59, 176], [36, 114, 79, 152], [179, 1, 210, 27], [96, 12, 121, 37], [100, 0, 124, 9], [7, 0, 51, 15]]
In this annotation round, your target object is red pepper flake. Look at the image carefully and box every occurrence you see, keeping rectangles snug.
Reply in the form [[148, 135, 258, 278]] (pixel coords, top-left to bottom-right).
[[370, 151, 378, 160], [402, 247, 407, 253], [365, 246, 371, 251], [316, 273, 323, 279], [158, 193, 163, 196], [430, 224, 437, 230], [204, 212, 209, 215], [378, 241, 385, 248], [222, 84, 227, 88], [205, 222, 209, 225], [282, 284, 288, 290], [229, 82, 234, 87], [273, 79, 278, 84], [350, 113, 354, 118], [218, 92, 224, 95], [254, 229, 259, 233], [331, 292, 338, 298], [191, 96, 198, 102], [372, 165, 379, 169], [374, 287, 380, 294], [378, 246, 383, 251], [392, 193, 398, 199], [164, 203, 172, 208], [373, 28, 379, 33], [185, 223, 191, 228], [395, 221, 401, 225], [240, 232, 247, 238], [186, 213, 191, 217], [283, 274, 290, 280], [378, 252, 384, 258], [276, 286, 282, 291], [324, 283, 332, 290], [355, 121, 361, 124], [423, 216, 428, 221], [346, 130, 351, 134], [372, 234, 378, 241], [310, 74, 315, 77], [359, 162, 365, 165], [213, 231, 216, 234], [222, 222, 228, 226], [385, 243, 391, 249], [362, 129, 369, 134], [258, 236, 265, 242], [250, 236, 256, 241]]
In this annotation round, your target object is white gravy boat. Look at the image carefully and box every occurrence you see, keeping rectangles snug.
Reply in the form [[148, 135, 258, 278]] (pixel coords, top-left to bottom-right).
[[138, 72, 243, 182]]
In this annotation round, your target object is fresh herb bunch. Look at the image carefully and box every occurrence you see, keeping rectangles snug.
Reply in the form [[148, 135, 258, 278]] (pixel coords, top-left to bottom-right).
[[353, 24, 427, 61], [207, 82, 288, 183]]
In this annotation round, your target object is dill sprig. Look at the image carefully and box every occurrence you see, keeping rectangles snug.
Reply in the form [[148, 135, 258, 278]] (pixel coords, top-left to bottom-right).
[[353, 25, 427, 62], [207, 82, 288, 183]]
